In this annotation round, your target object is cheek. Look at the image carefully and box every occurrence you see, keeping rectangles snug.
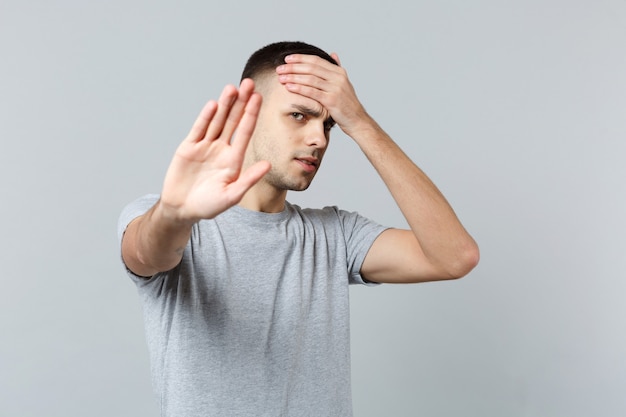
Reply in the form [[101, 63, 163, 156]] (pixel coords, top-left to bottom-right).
[[253, 134, 281, 163]]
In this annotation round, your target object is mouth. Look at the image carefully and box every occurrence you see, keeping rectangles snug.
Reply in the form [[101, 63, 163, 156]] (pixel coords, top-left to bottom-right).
[[294, 157, 319, 173]]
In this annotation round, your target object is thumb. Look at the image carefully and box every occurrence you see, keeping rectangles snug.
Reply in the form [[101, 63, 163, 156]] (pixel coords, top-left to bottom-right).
[[228, 161, 271, 199]]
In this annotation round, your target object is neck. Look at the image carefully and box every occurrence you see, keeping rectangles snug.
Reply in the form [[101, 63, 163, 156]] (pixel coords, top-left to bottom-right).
[[238, 181, 287, 213]]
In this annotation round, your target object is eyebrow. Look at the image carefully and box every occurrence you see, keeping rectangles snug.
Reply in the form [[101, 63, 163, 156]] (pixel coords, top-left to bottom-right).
[[291, 104, 335, 125], [291, 104, 323, 118]]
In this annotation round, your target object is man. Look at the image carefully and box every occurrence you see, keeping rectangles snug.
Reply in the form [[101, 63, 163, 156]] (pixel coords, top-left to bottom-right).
[[118, 41, 478, 417]]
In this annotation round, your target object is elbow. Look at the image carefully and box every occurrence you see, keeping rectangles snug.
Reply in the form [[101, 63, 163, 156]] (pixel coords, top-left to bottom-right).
[[446, 241, 480, 280]]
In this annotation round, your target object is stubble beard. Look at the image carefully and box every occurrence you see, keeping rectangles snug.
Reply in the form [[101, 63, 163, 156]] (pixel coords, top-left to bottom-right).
[[262, 165, 314, 192], [250, 130, 319, 192]]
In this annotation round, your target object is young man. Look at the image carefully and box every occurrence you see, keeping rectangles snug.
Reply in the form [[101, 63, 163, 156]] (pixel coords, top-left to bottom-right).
[[118, 41, 478, 417]]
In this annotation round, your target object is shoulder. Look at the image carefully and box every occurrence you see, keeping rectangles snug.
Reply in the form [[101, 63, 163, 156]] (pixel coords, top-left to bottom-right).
[[286, 202, 353, 229], [287, 201, 361, 221], [286, 202, 387, 237]]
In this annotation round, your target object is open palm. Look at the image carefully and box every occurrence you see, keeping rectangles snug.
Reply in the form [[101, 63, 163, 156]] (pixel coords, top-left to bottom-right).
[[160, 79, 270, 223]]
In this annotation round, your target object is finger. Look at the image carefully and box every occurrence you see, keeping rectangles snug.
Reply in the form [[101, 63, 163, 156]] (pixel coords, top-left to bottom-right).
[[284, 54, 341, 71], [185, 100, 218, 143], [283, 82, 327, 104], [278, 73, 326, 91], [284, 54, 333, 66], [277, 62, 340, 85], [226, 160, 271, 201], [218, 78, 256, 143], [231, 92, 262, 154], [203, 84, 238, 141]]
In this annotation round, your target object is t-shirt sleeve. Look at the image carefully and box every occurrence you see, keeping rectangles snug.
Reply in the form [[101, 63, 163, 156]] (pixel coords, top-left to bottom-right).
[[117, 194, 160, 282], [335, 208, 389, 286]]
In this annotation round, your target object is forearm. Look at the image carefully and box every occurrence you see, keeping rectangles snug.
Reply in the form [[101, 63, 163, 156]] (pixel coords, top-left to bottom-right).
[[349, 117, 479, 277], [122, 200, 194, 277]]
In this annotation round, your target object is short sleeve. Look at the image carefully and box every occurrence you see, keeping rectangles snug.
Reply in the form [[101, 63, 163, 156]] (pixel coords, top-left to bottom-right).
[[335, 208, 388, 285], [117, 194, 160, 282]]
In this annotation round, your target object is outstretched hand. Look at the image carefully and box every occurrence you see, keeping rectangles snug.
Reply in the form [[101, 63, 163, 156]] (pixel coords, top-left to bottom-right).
[[275, 53, 371, 136], [160, 79, 270, 224]]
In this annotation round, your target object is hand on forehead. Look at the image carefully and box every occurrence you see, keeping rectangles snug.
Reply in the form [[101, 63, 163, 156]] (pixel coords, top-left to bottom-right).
[[265, 74, 330, 120], [273, 55, 336, 112]]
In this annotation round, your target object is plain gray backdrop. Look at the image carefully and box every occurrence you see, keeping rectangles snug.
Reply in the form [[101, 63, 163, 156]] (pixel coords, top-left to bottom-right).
[[1, 0, 625, 416]]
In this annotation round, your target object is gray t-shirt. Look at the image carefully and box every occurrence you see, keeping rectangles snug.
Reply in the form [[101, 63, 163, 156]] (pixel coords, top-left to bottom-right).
[[118, 194, 387, 417]]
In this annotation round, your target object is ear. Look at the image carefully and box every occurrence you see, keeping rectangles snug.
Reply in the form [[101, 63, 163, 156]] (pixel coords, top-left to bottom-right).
[[331, 53, 341, 66]]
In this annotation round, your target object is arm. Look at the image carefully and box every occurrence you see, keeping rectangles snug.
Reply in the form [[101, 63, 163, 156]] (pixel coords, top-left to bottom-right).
[[276, 55, 479, 283], [121, 79, 271, 277]]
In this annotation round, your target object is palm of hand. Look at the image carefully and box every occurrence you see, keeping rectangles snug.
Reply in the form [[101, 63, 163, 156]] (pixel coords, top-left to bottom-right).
[[159, 80, 269, 223]]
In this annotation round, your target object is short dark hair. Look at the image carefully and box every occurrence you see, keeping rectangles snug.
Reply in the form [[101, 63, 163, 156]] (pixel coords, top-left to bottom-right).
[[241, 41, 338, 82]]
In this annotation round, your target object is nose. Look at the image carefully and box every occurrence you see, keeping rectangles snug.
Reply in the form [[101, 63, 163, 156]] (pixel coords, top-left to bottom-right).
[[304, 121, 329, 150]]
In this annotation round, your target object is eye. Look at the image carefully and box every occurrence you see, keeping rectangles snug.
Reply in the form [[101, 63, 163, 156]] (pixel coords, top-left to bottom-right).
[[291, 112, 305, 121], [324, 120, 336, 132]]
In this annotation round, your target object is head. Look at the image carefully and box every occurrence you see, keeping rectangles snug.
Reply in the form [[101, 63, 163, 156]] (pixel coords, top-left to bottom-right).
[[241, 42, 339, 192], [241, 41, 338, 86]]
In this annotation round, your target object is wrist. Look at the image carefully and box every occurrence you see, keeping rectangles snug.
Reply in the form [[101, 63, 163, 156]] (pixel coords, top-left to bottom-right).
[[342, 114, 384, 143], [153, 199, 198, 229]]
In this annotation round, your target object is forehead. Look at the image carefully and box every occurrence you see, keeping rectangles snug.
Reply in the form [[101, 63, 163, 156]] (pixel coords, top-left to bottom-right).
[[259, 75, 328, 118]]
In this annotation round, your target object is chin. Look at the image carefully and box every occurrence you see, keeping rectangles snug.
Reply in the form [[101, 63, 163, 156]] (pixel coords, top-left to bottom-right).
[[279, 178, 312, 192], [289, 183, 312, 192], [267, 172, 315, 192]]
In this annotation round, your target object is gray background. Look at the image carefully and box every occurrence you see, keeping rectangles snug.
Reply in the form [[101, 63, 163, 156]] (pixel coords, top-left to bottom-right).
[[1, 0, 624, 416]]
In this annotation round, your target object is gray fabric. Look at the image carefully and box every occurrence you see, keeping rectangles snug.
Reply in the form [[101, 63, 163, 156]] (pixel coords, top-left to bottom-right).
[[118, 194, 387, 417]]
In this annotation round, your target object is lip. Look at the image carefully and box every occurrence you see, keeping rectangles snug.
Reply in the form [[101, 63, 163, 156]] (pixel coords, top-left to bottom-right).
[[294, 157, 319, 173]]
